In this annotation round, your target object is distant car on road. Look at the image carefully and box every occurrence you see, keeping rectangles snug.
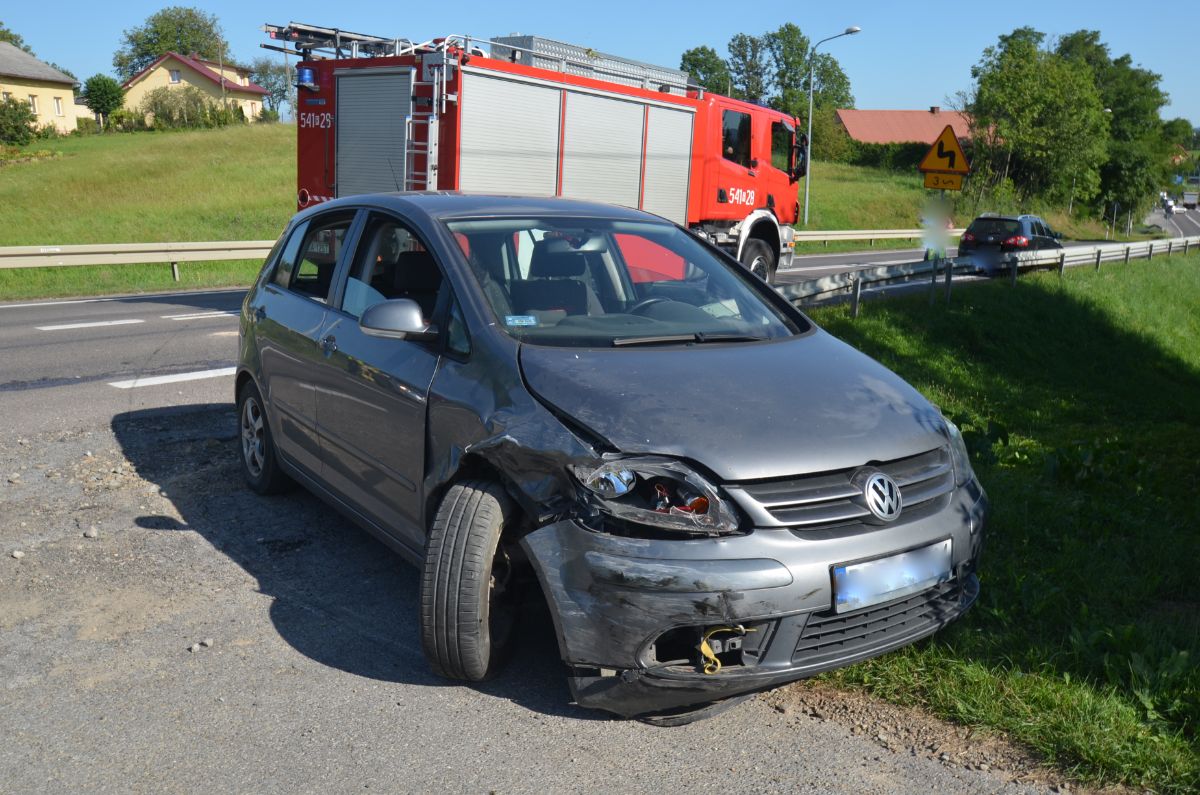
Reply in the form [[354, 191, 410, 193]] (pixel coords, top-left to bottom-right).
[[958, 214, 1064, 273], [235, 192, 987, 721]]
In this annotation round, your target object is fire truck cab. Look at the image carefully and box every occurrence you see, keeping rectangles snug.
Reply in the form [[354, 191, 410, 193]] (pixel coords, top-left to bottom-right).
[[267, 23, 806, 282]]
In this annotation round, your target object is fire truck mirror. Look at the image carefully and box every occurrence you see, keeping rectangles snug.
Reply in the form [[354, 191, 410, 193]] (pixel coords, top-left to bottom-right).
[[791, 137, 809, 182]]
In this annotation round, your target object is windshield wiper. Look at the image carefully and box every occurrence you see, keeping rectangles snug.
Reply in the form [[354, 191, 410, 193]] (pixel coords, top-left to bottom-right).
[[694, 332, 768, 343], [612, 332, 768, 347], [611, 334, 698, 347]]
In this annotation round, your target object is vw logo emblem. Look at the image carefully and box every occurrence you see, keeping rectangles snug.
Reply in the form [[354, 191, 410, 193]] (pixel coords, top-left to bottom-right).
[[863, 472, 902, 521]]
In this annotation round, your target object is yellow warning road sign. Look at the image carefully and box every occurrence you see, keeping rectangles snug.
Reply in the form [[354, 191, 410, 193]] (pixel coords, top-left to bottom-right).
[[924, 172, 963, 190], [918, 125, 969, 175]]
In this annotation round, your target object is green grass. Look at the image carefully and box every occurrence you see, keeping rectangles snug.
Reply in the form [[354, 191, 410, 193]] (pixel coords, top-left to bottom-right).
[[0, 125, 294, 301], [810, 254, 1200, 792]]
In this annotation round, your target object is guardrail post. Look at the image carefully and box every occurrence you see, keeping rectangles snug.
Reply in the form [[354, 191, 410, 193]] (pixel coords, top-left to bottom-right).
[[1057, 251, 1066, 278], [1094, 249, 1102, 271], [850, 276, 862, 318], [1184, 240, 1190, 256], [943, 257, 952, 303], [1166, 241, 1173, 258], [1010, 257, 1019, 287], [171, 261, 180, 281], [1124, 246, 1131, 264], [929, 257, 938, 305], [1148, 243, 1153, 261]]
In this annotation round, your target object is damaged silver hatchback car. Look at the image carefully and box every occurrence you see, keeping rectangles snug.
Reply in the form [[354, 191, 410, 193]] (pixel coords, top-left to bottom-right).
[[237, 194, 986, 721]]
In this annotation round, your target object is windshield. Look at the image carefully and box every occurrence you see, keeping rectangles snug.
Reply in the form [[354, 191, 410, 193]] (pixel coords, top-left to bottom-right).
[[445, 217, 804, 347]]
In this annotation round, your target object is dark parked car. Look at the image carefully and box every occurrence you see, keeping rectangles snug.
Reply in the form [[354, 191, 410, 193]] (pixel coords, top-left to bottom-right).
[[236, 193, 987, 721], [959, 213, 1063, 273]]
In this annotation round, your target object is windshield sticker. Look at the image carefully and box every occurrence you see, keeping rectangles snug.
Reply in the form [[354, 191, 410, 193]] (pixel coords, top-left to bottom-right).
[[505, 315, 538, 327]]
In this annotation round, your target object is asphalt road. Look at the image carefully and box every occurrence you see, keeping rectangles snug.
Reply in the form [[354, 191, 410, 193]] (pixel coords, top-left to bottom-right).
[[1158, 206, 1200, 237]]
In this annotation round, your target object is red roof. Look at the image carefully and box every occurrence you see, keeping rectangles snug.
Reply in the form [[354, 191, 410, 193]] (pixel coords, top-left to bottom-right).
[[122, 52, 269, 96], [836, 108, 971, 144]]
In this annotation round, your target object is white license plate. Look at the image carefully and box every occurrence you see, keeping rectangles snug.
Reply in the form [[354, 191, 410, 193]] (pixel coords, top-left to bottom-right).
[[832, 539, 952, 613]]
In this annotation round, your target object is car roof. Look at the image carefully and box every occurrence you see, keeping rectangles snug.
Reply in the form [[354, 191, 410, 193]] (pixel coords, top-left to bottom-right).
[[970, 214, 1042, 223], [296, 192, 670, 224]]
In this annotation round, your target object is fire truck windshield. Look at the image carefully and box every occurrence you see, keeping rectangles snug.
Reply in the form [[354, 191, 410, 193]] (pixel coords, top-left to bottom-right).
[[445, 217, 804, 348]]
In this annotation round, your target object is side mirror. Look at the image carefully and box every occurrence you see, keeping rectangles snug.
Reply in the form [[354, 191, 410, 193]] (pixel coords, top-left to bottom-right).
[[1053, 231, 1063, 240], [360, 299, 438, 341], [790, 134, 809, 182]]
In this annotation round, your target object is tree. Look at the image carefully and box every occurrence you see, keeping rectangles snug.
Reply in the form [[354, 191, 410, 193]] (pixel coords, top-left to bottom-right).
[[0, 20, 34, 54], [679, 46, 731, 94], [970, 28, 1108, 203], [249, 56, 294, 115], [726, 33, 768, 103], [113, 7, 229, 81], [0, 96, 37, 145], [1161, 118, 1193, 150], [81, 75, 125, 130]]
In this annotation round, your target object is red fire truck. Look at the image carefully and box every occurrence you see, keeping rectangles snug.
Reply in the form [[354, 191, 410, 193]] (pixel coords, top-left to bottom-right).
[[264, 22, 807, 282]]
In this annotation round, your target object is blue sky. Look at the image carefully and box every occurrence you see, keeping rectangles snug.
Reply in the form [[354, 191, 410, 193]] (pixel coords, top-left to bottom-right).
[[7, 1, 1195, 121]]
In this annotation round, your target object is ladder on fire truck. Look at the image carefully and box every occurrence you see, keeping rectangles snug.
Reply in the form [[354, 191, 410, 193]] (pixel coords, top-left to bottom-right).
[[263, 22, 695, 193]]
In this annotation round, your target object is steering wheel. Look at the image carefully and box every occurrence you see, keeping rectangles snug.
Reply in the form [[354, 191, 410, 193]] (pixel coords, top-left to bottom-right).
[[628, 297, 671, 315]]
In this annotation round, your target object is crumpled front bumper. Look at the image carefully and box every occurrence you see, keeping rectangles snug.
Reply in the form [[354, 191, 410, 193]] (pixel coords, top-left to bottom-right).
[[519, 479, 987, 717]]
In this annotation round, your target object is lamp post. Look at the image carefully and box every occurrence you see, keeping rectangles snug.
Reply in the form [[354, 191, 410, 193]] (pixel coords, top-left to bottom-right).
[[803, 25, 860, 226]]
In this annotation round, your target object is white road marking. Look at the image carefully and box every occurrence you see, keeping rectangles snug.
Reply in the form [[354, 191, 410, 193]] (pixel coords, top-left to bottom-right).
[[161, 311, 239, 320], [36, 318, 145, 331], [109, 366, 237, 389], [209, 330, 239, 337]]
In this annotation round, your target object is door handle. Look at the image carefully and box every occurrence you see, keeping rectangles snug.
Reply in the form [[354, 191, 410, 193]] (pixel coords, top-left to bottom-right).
[[254, 306, 266, 321], [320, 335, 337, 354]]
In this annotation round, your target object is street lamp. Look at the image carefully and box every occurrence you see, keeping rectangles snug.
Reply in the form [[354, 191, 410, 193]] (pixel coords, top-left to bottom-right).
[[803, 25, 861, 226]]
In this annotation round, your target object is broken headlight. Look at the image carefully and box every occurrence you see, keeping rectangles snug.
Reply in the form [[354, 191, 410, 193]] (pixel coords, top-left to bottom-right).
[[570, 456, 741, 536], [945, 419, 972, 487]]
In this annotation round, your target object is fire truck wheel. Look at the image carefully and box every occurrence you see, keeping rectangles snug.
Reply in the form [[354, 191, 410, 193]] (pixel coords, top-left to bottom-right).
[[740, 239, 776, 283], [420, 480, 518, 681]]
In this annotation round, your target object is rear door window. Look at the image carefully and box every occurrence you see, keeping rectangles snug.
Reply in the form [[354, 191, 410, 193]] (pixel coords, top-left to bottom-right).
[[277, 211, 356, 302]]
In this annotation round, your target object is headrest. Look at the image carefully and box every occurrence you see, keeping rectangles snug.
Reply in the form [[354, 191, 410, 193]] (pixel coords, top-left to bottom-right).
[[392, 250, 443, 292], [530, 239, 588, 278]]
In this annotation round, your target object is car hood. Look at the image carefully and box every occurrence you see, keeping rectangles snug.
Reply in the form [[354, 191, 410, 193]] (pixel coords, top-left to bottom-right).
[[518, 330, 947, 482]]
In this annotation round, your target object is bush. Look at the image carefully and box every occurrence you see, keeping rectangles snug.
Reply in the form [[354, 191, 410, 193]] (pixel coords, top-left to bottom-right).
[[0, 96, 36, 146], [138, 86, 250, 130], [32, 123, 61, 141], [849, 141, 930, 171], [74, 117, 100, 136], [257, 107, 280, 123], [107, 108, 145, 133]]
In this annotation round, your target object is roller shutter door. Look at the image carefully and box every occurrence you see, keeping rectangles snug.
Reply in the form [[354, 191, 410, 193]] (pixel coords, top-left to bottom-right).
[[336, 69, 413, 197], [561, 92, 643, 208], [459, 73, 561, 195], [641, 106, 693, 223]]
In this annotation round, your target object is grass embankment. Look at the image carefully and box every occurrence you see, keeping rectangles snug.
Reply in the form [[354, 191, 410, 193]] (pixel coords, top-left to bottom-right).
[[0, 125, 295, 300], [810, 254, 1200, 792]]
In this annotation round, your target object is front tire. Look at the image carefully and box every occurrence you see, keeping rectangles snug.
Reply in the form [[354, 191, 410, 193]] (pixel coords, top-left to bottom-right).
[[740, 239, 776, 284], [420, 480, 518, 681], [237, 380, 291, 495]]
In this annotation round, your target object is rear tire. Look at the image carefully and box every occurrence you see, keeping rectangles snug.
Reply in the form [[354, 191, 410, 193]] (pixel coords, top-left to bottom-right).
[[740, 239, 776, 284], [237, 380, 291, 495], [420, 480, 518, 681]]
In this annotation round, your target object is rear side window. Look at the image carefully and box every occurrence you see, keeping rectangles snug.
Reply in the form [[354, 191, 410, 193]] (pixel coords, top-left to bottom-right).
[[722, 110, 752, 168], [275, 211, 356, 301]]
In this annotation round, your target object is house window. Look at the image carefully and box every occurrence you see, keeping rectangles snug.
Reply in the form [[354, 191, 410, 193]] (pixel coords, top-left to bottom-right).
[[54, 97, 64, 116], [28, 95, 38, 114], [169, 69, 181, 84], [250, 102, 257, 116], [1, 91, 10, 101]]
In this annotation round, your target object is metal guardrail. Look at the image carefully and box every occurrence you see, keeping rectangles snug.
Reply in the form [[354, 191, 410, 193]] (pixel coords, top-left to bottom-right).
[[793, 228, 965, 246], [0, 241, 277, 280], [777, 234, 1200, 313]]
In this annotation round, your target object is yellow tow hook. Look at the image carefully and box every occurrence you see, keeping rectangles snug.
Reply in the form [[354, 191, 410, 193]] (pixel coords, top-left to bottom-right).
[[699, 625, 756, 675]]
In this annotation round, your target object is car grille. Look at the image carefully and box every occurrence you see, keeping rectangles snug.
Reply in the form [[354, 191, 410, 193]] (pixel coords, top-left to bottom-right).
[[724, 446, 954, 529], [792, 577, 975, 668]]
